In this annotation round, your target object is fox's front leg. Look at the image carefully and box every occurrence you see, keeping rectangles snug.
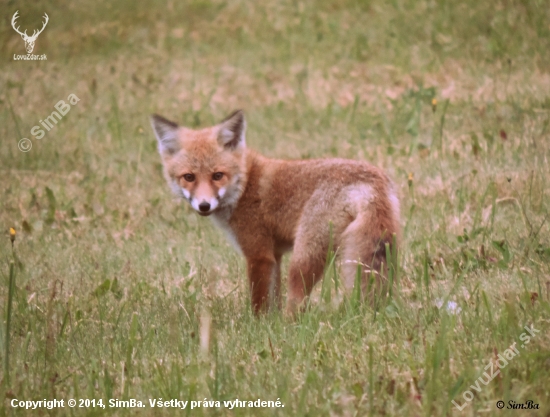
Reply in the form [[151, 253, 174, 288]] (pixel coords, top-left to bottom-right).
[[246, 255, 277, 314]]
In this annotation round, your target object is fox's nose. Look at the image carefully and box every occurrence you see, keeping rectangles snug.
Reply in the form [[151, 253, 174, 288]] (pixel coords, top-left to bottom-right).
[[198, 202, 211, 212]]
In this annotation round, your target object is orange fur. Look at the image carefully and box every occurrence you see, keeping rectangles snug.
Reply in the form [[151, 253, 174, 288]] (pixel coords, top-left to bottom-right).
[[151, 110, 400, 315]]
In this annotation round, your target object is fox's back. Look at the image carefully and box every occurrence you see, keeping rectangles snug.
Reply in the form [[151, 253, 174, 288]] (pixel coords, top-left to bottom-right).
[[230, 152, 399, 250]]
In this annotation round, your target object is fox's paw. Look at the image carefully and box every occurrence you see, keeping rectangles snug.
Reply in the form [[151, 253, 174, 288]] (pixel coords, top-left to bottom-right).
[[285, 297, 308, 320]]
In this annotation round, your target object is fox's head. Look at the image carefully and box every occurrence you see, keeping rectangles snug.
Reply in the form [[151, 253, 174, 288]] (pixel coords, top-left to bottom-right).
[[150, 110, 247, 216]]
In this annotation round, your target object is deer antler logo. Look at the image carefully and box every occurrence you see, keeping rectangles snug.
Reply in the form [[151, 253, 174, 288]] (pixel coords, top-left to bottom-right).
[[11, 10, 49, 54]]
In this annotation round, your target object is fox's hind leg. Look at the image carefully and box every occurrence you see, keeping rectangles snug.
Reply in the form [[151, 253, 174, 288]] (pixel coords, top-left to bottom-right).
[[286, 215, 335, 314], [286, 245, 327, 315], [285, 189, 349, 315]]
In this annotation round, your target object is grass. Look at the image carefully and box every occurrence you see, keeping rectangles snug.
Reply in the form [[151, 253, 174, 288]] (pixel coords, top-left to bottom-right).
[[1, 0, 550, 415]]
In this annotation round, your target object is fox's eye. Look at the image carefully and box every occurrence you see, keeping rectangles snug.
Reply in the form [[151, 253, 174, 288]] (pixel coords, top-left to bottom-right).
[[212, 172, 224, 181], [182, 173, 195, 182]]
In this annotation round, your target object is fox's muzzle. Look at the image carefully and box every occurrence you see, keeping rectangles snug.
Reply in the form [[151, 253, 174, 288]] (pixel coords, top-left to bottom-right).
[[191, 197, 219, 216]]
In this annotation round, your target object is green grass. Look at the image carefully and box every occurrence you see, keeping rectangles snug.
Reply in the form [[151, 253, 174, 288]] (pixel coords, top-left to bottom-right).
[[1, 0, 550, 415]]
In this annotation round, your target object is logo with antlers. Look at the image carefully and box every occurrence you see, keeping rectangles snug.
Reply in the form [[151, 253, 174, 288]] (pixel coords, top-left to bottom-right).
[[11, 10, 49, 54]]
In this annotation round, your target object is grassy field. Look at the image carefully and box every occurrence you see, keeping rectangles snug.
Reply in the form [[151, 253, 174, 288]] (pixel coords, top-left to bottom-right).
[[1, 0, 550, 415]]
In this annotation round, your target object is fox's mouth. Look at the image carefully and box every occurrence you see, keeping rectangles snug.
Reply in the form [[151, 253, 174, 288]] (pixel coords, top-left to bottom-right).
[[197, 211, 213, 217]]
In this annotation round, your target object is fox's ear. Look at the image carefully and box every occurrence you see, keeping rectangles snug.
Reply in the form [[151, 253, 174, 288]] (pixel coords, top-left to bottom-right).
[[218, 110, 246, 150], [150, 114, 180, 155]]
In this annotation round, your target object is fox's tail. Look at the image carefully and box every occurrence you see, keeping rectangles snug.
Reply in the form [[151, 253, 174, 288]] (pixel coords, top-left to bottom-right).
[[340, 191, 400, 300]]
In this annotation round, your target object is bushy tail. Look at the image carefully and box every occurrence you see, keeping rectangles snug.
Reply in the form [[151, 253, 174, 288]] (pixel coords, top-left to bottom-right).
[[340, 205, 399, 302]]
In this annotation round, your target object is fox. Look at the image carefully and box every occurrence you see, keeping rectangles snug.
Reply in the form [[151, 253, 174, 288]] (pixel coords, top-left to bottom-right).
[[150, 110, 400, 315]]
